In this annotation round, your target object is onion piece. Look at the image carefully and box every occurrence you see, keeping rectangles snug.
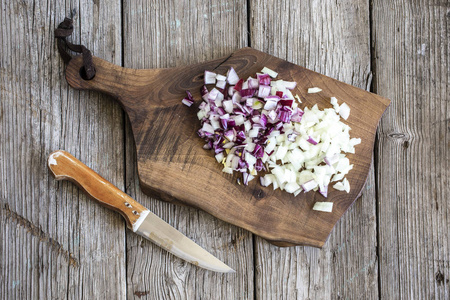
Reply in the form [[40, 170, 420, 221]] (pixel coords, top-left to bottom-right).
[[339, 103, 350, 120], [204, 71, 217, 84], [248, 77, 259, 89], [330, 97, 340, 113], [182, 98, 194, 107], [261, 67, 278, 78], [301, 179, 318, 192], [227, 67, 240, 85], [308, 87, 322, 93], [312, 202, 333, 212], [307, 136, 319, 145], [216, 74, 227, 81], [216, 80, 226, 89], [258, 85, 271, 98]]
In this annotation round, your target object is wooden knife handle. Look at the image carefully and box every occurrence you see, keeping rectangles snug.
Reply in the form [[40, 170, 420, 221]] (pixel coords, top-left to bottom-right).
[[47, 150, 149, 231]]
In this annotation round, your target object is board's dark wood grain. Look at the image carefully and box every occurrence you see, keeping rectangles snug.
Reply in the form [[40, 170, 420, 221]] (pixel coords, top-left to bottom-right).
[[65, 47, 390, 247], [373, 1, 450, 299]]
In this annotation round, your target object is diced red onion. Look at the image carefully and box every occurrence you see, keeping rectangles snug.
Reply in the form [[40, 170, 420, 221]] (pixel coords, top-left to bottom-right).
[[227, 67, 240, 85], [234, 79, 244, 92], [208, 88, 220, 101], [204, 71, 217, 84], [228, 86, 235, 96], [201, 85, 209, 96], [259, 114, 268, 127], [216, 80, 226, 89], [216, 74, 226, 81], [258, 85, 271, 98], [202, 123, 215, 134], [278, 110, 292, 123], [307, 136, 318, 145], [248, 78, 259, 89], [185, 90, 194, 101], [203, 140, 213, 150], [182, 98, 194, 107], [268, 110, 277, 121], [240, 88, 256, 97], [264, 99, 278, 110], [287, 132, 298, 142], [257, 73, 271, 86], [279, 99, 293, 107]]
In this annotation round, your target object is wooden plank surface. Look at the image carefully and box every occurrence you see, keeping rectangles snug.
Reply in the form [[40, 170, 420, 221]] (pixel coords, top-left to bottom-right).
[[250, 0, 379, 299], [373, 1, 450, 299], [1, 0, 448, 299], [0, 0, 125, 299], [122, 1, 254, 299]]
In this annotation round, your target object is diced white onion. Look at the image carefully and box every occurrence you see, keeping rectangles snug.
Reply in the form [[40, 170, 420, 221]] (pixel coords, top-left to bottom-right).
[[308, 87, 322, 93], [261, 67, 278, 78], [313, 202, 333, 212], [339, 103, 350, 120]]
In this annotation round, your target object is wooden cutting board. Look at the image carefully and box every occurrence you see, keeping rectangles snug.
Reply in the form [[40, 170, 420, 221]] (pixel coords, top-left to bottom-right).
[[64, 47, 390, 247]]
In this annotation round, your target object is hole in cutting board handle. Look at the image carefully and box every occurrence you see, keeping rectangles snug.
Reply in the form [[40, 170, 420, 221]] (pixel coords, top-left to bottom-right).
[[79, 66, 96, 80]]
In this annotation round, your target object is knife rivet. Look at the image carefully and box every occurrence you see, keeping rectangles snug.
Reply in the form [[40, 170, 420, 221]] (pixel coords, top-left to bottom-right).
[[132, 210, 139, 216], [125, 202, 132, 208]]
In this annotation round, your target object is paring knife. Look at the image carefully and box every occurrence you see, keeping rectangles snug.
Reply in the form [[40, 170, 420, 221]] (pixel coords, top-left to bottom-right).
[[47, 150, 234, 273]]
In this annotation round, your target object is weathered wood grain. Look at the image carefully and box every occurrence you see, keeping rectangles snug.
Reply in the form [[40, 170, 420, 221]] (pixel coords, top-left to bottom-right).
[[373, 1, 450, 299], [2, 0, 448, 298], [122, 1, 253, 299], [0, 0, 125, 299], [250, 0, 380, 299]]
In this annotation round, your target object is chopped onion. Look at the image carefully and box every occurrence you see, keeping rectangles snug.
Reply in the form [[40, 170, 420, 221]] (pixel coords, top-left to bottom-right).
[[216, 74, 227, 81], [258, 85, 271, 98], [204, 71, 217, 84], [187, 67, 360, 199], [339, 103, 350, 120], [313, 202, 333, 212], [307, 136, 319, 145], [308, 87, 322, 93], [227, 67, 240, 85], [330, 97, 340, 112], [182, 90, 195, 106], [301, 179, 318, 192], [261, 67, 278, 78], [182, 98, 194, 107], [216, 80, 226, 89]]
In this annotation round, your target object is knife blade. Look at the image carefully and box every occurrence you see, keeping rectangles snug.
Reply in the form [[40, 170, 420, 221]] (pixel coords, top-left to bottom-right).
[[47, 150, 234, 273]]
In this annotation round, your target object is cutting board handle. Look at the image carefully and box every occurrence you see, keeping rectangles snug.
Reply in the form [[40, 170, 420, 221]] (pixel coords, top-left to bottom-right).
[[65, 55, 160, 111]]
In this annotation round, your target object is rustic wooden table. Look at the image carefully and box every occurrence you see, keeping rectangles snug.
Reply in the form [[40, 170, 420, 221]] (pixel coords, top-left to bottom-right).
[[1, 1, 448, 299]]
